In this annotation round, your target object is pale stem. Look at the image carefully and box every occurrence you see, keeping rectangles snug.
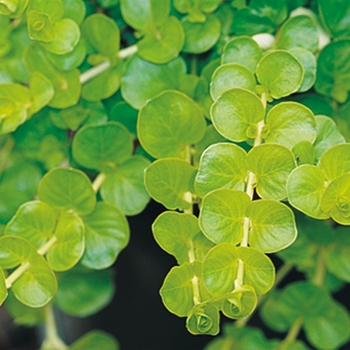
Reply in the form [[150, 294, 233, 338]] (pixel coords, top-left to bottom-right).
[[5, 262, 30, 289], [37, 236, 58, 255], [41, 304, 67, 350], [279, 317, 304, 349], [92, 173, 106, 193], [79, 44, 138, 84], [312, 249, 326, 287]]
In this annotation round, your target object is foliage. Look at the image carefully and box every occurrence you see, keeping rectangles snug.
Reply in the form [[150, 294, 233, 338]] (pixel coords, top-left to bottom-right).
[[0, 0, 349, 349]]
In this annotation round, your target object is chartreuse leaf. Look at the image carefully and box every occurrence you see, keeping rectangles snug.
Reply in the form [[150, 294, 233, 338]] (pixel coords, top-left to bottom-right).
[[5, 201, 57, 249], [25, 44, 81, 109], [221, 36, 262, 73], [144, 158, 196, 210], [210, 64, 256, 100], [321, 173, 350, 225], [61, 0, 86, 25], [55, 266, 115, 317], [138, 90, 206, 159], [256, 51, 304, 100], [318, 0, 350, 38], [0, 0, 28, 18], [69, 330, 119, 350], [46, 212, 84, 271], [72, 122, 133, 171], [28, 0, 64, 23], [0, 236, 57, 307], [199, 189, 250, 245], [120, 0, 170, 31], [101, 156, 151, 216], [153, 212, 214, 265], [38, 167, 96, 216], [82, 14, 120, 57], [211, 88, 265, 142], [318, 144, 350, 181], [315, 39, 350, 103], [182, 14, 221, 54], [121, 55, 186, 109], [292, 141, 315, 165], [275, 15, 318, 53], [27, 10, 55, 42], [287, 165, 329, 219], [28, 72, 54, 115], [0, 267, 7, 306], [304, 300, 350, 350], [186, 303, 220, 335], [314, 115, 345, 161], [263, 102, 316, 148], [137, 16, 184, 64], [195, 143, 247, 198], [247, 200, 297, 253], [80, 202, 129, 270], [247, 144, 296, 200], [40, 19, 80, 55], [289, 48, 317, 93], [174, 0, 221, 23]]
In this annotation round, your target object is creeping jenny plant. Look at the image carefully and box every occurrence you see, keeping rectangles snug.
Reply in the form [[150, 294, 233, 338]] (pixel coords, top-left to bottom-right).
[[0, 0, 350, 349]]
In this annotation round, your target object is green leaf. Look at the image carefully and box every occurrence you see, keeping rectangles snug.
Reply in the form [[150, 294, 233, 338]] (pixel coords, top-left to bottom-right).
[[55, 266, 115, 317], [109, 101, 138, 137], [289, 48, 317, 93], [82, 14, 120, 57], [38, 167, 96, 216], [182, 14, 221, 53], [318, 0, 350, 38], [28, 0, 64, 23], [0, 267, 7, 306], [160, 262, 201, 317], [314, 115, 345, 161], [237, 247, 274, 295], [222, 36, 262, 73], [318, 144, 350, 181], [195, 142, 247, 198], [202, 243, 238, 297], [186, 303, 220, 335], [247, 144, 296, 200], [0, 236, 57, 307], [81, 202, 129, 269], [100, 156, 151, 216], [72, 122, 133, 171], [138, 90, 206, 159], [174, 0, 221, 22], [199, 189, 251, 245], [40, 19, 80, 55], [292, 141, 315, 165], [247, 200, 297, 253], [256, 50, 304, 100], [153, 211, 214, 264], [144, 158, 197, 210], [211, 88, 265, 142], [287, 164, 329, 219], [137, 16, 184, 64], [315, 39, 350, 103], [0, 0, 28, 18], [27, 10, 54, 42], [321, 173, 350, 224], [304, 301, 350, 350], [210, 64, 256, 100], [263, 102, 316, 148], [61, 0, 86, 25], [46, 212, 84, 271], [5, 200, 57, 249], [275, 15, 318, 53], [121, 55, 186, 109], [120, 0, 170, 31], [69, 331, 119, 350]]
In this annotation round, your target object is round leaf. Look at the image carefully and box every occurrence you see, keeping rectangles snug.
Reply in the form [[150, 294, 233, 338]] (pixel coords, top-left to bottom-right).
[[210, 64, 256, 100], [256, 50, 304, 100], [247, 200, 297, 253], [264, 102, 316, 148], [247, 144, 296, 200], [222, 36, 262, 73], [69, 330, 119, 350], [72, 122, 133, 171], [199, 189, 251, 245], [211, 88, 265, 142], [144, 158, 197, 210], [38, 167, 96, 216], [138, 90, 206, 159], [186, 303, 220, 336], [287, 164, 329, 219], [195, 142, 247, 198], [81, 202, 129, 270]]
